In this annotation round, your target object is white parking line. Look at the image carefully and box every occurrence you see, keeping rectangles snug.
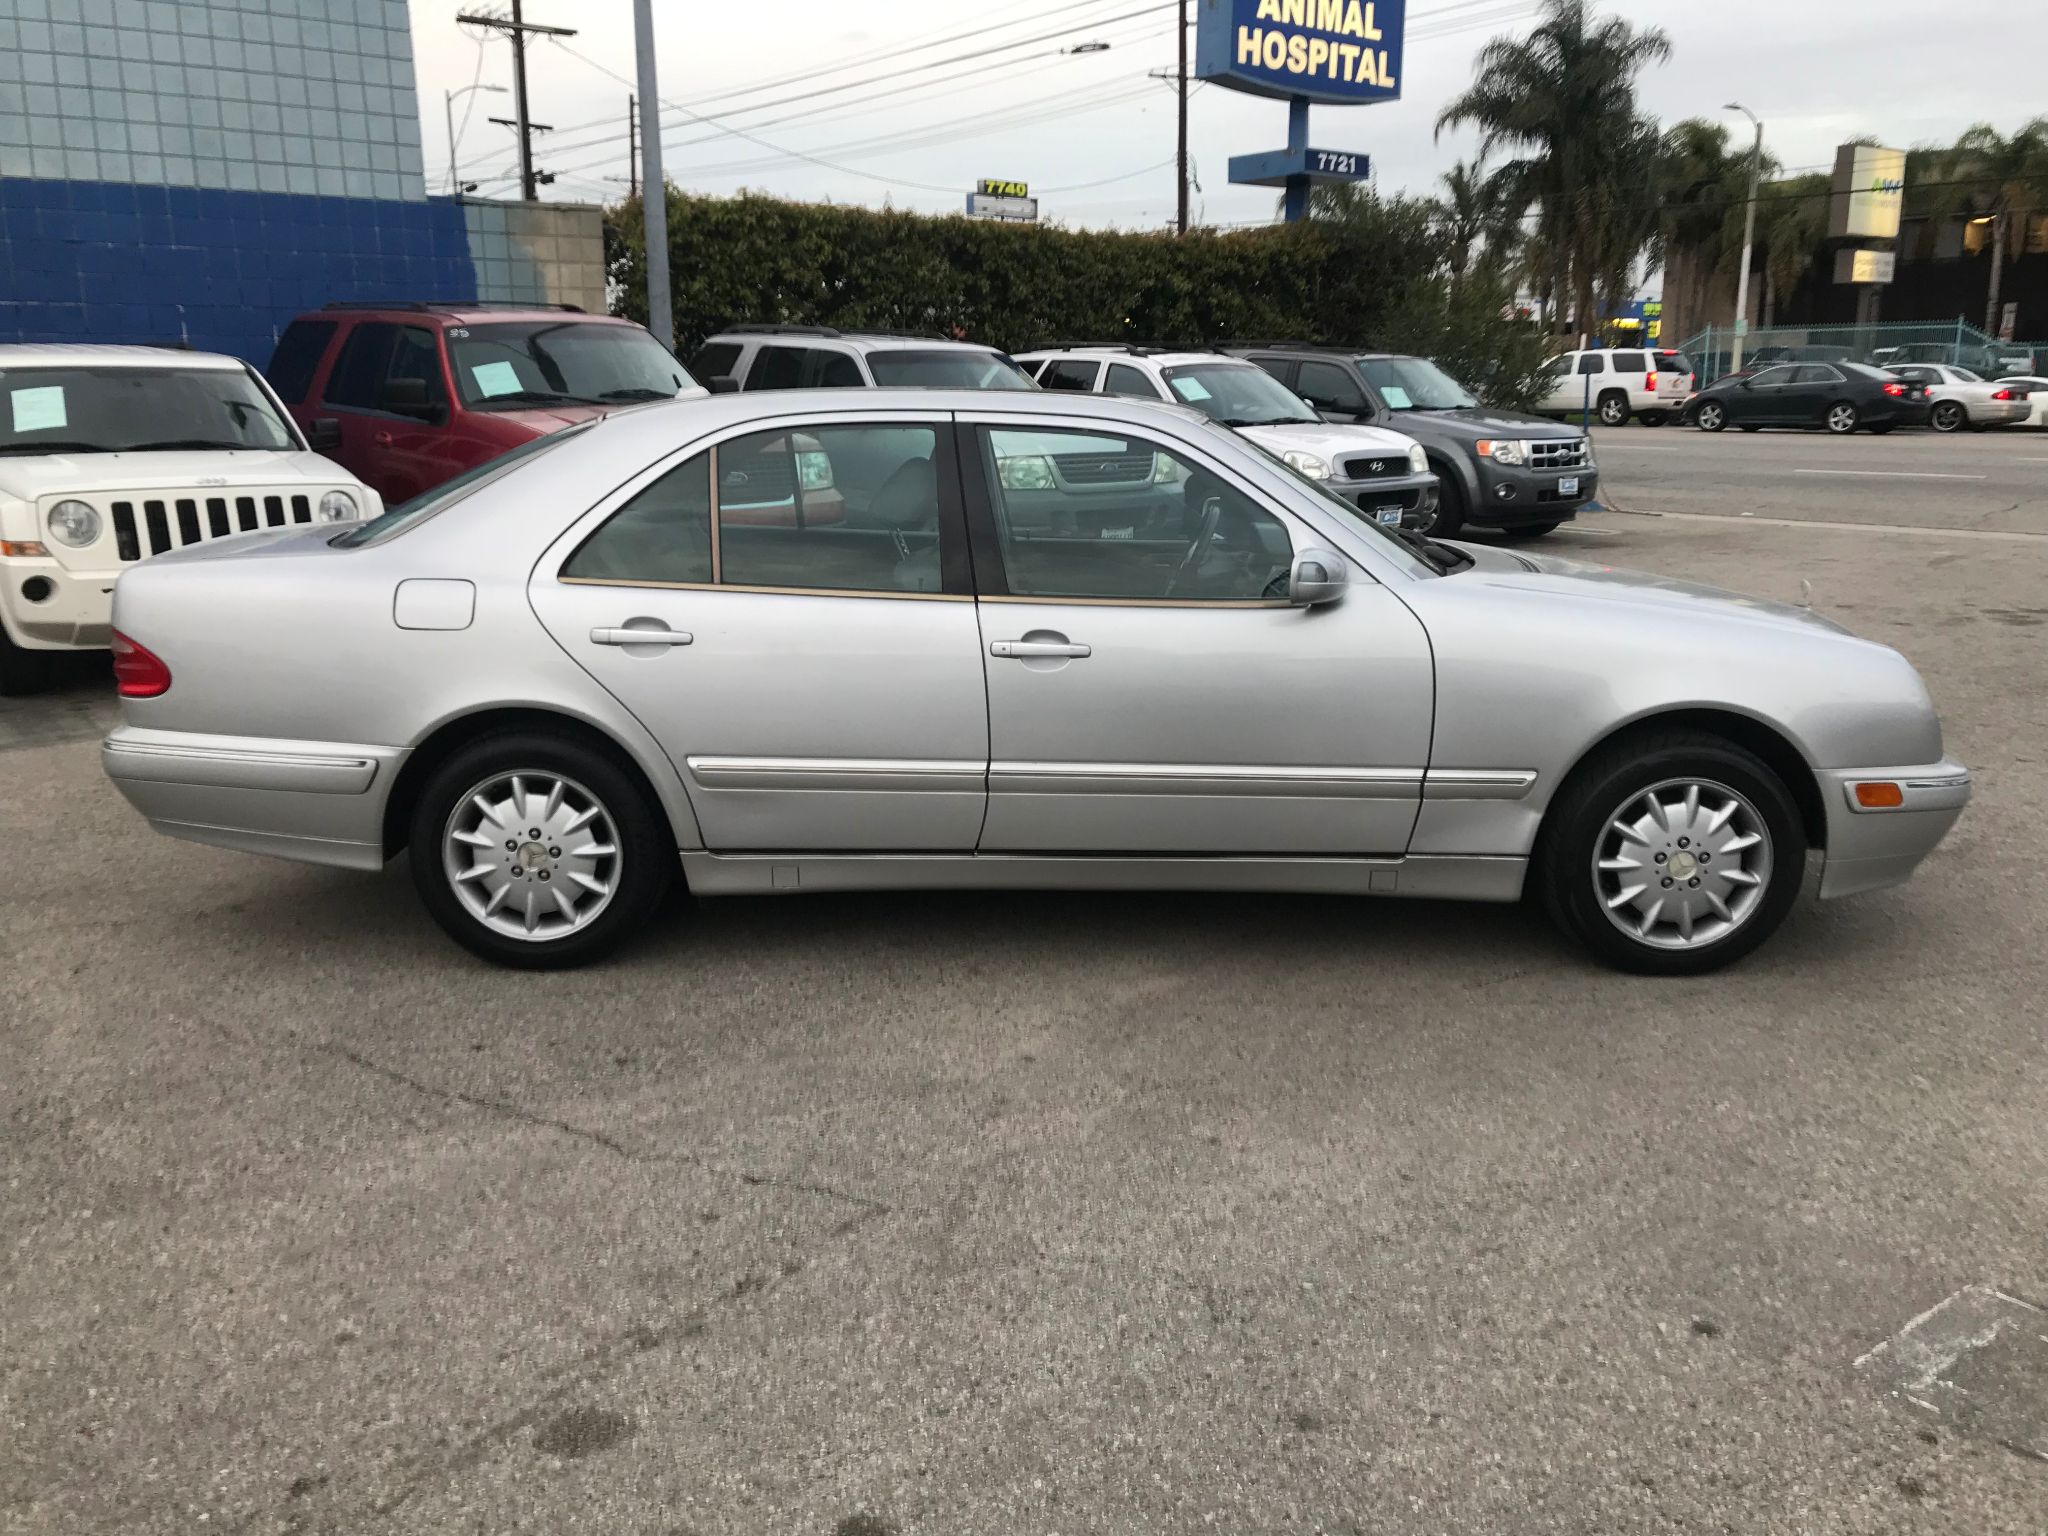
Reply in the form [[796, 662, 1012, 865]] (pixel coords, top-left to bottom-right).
[[1791, 469, 1988, 480], [1593, 444, 1683, 451], [1645, 509, 2048, 542]]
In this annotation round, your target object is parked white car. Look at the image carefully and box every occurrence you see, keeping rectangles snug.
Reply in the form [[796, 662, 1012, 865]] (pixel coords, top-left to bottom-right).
[[1537, 347, 1696, 427], [1991, 375, 2048, 428], [0, 344, 379, 692], [1015, 346, 1439, 530]]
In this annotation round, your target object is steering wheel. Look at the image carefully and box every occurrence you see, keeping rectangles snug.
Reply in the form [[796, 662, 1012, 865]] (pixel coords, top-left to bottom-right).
[[1163, 494, 1224, 597]]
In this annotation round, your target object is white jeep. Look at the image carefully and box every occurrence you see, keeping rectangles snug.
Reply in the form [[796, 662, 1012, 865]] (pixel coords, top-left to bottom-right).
[[0, 345, 380, 693]]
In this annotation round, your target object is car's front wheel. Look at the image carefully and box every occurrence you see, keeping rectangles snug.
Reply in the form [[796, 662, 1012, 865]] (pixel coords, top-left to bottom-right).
[[409, 729, 674, 969], [1411, 472, 1466, 537], [1695, 401, 1727, 432], [1537, 731, 1806, 975]]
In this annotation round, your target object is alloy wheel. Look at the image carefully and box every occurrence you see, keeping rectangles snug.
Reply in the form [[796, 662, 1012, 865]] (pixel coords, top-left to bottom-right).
[[1826, 403, 1857, 433], [1592, 777, 1773, 951], [442, 770, 622, 941], [1697, 402, 1725, 432], [1932, 401, 1964, 432]]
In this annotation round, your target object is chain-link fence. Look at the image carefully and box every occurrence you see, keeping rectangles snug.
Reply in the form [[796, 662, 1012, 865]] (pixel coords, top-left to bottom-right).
[[1674, 320, 2041, 384]]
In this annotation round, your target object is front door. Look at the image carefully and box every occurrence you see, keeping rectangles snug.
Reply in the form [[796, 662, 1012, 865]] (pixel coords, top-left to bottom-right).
[[531, 412, 988, 851], [961, 420, 1434, 854], [1737, 365, 1797, 424]]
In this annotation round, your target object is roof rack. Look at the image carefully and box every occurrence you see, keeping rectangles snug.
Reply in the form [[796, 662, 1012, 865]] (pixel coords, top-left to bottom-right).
[[1031, 342, 1171, 355], [719, 322, 841, 337], [320, 300, 587, 314], [1214, 339, 1351, 353]]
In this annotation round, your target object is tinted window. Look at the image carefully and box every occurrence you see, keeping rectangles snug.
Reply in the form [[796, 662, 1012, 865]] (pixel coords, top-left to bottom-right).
[[1657, 351, 1694, 374], [1294, 360, 1367, 414], [865, 350, 1035, 389], [387, 325, 448, 406], [689, 342, 742, 381], [1790, 365, 1840, 384], [448, 321, 692, 407], [978, 426, 1292, 602], [1038, 359, 1101, 392], [1747, 366, 1795, 387], [718, 425, 945, 594], [563, 452, 712, 585], [324, 322, 397, 408], [817, 352, 864, 387], [747, 346, 810, 390], [1104, 363, 1161, 400], [267, 319, 336, 404], [1611, 353, 1646, 374], [1576, 353, 1604, 375]]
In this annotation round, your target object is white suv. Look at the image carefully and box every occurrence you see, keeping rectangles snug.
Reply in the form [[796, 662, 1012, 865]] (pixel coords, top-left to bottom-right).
[[0, 345, 379, 693], [689, 325, 1039, 391], [1537, 347, 1696, 427], [1014, 346, 1439, 529]]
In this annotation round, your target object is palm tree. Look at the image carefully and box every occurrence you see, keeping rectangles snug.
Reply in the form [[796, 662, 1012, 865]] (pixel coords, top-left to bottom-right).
[[1430, 159, 1490, 285], [1654, 119, 1760, 341], [1436, 0, 1671, 339], [1936, 119, 2048, 335], [1755, 172, 1829, 328]]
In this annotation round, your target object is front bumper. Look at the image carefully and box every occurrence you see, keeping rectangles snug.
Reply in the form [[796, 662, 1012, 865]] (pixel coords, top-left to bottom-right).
[[103, 725, 405, 871], [0, 556, 119, 650], [1816, 757, 1970, 899], [1328, 469, 1436, 526], [1471, 462, 1598, 524]]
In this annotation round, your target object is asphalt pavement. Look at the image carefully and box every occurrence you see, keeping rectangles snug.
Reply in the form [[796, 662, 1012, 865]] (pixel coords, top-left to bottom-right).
[[4, 426, 2046, 1534]]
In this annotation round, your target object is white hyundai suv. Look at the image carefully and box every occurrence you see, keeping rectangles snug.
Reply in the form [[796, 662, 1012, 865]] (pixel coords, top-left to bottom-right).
[[1536, 347, 1696, 426], [1014, 345, 1439, 529], [0, 345, 379, 693]]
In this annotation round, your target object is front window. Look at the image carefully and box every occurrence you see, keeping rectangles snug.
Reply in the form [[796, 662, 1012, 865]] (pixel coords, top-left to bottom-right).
[[0, 365, 299, 454], [864, 350, 1036, 390], [446, 321, 695, 409], [1160, 363, 1318, 427], [1355, 357, 1480, 411]]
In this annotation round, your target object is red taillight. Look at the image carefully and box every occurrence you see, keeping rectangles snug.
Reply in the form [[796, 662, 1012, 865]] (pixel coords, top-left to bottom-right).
[[1882, 381, 1905, 397], [110, 630, 171, 698], [1646, 371, 1658, 391], [1991, 388, 2015, 401]]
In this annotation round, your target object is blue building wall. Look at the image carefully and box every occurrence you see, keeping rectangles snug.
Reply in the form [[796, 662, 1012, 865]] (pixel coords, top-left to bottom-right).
[[0, 179, 477, 365]]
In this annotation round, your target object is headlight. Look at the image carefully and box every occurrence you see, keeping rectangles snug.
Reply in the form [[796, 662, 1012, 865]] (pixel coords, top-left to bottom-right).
[[1407, 442, 1428, 474], [1477, 438, 1525, 466], [997, 455, 1054, 491], [47, 499, 102, 546], [1280, 449, 1330, 480], [316, 489, 359, 523], [794, 450, 835, 492]]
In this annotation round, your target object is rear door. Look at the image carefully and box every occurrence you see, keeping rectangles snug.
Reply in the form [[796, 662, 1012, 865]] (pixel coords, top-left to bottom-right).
[[1609, 350, 1648, 407], [1787, 364, 1841, 424], [532, 408, 989, 851], [311, 320, 398, 495], [1103, 362, 1166, 401]]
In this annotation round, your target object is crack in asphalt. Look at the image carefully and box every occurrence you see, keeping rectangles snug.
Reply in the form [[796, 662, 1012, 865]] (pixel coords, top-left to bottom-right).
[[319, 1041, 635, 1157]]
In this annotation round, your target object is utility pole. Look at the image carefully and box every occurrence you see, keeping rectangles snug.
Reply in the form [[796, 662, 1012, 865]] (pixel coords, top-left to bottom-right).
[[456, 3, 576, 201], [1726, 101, 1763, 373], [627, 94, 637, 200], [633, 0, 672, 351], [1176, 0, 1189, 235]]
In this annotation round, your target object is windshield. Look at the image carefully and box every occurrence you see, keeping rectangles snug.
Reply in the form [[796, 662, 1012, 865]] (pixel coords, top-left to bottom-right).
[[1356, 357, 1480, 411], [1160, 363, 1317, 426], [447, 322, 695, 408], [0, 364, 298, 454], [331, 424, 593, 547], [865, 350, 1037, 389]]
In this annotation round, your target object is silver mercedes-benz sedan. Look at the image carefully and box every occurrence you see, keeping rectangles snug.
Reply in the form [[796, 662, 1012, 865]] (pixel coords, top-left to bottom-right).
[[101, 390, 1968, 974]]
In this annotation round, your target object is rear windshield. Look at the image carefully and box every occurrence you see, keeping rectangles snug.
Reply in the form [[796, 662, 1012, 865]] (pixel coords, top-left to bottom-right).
[[1656, 351, 1694, 374], [0, 364, 299, 454], [331, 424, 593, 547], [864, 350, 1036, 390]]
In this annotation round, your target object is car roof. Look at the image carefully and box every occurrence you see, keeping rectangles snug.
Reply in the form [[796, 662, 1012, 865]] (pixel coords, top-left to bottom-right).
[[705, 326, 1002, 354], [1016, 347, 1261, 370], [305, 302, 625, 326], [0, 343, 246, 369]]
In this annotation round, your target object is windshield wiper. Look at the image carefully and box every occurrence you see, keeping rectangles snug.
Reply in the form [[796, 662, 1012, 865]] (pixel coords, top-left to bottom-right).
[[1215, 415, 1315, 428], [120, 438, 257, 451], [1384, 525, 1471, 574], [595, 387, 676, 401], [481, 389, 597, 406], [0, 440, 111, 455]]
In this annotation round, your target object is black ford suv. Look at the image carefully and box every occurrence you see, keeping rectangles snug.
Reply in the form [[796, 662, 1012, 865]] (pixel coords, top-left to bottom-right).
[[1222, 344, 1596, 539]]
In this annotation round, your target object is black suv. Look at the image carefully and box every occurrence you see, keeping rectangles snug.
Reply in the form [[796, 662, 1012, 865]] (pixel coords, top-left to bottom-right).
[[1222, 344, 1596, 538]]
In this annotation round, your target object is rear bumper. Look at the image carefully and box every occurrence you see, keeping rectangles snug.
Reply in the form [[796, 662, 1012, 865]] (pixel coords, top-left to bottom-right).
[[103, 725, 404, 871], [1967, 400, 2032, 426], [1816, 758, 1970, 899]]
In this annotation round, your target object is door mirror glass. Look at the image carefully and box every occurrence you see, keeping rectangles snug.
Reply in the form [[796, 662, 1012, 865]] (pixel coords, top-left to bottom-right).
[[380, 377, 431, 413], [1287, 548, 1348, 606], [707, 375, 740, 394]]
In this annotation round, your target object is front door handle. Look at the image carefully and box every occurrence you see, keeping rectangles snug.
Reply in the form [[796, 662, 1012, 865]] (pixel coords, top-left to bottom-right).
[[591, 625, 693, 647], [990, 639, 1089, 659]]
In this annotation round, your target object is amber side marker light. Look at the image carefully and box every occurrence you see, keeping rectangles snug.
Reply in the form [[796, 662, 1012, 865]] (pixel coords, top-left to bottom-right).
[[1854, 781, 1905, 809]]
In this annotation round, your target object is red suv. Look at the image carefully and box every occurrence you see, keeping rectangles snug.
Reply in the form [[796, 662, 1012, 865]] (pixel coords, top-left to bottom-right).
[[265, 302, 702, 504]]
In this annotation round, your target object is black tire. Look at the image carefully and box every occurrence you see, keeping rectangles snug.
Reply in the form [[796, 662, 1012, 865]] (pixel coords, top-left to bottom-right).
[[1597, 391, 1631, 427], [1823, 400, 1859, 435], [1695, 401, 1727, 433], [1869, 424, 1894, 435], [1414, 470, 1467, 537], [1639, 412, 1667, 427], [408, 728, 674, 969], [0, 627, 58, 698], [1739, 424, 1762, 433], [1536, 729, 1807, 976], [1497, 521, 1562, 540], [1930, 400, 1966, 433]]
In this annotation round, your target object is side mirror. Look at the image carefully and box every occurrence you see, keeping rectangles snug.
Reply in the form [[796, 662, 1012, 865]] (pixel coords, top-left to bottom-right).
[[1288, 548, 1348, 607], [307, 417, 342, 451], [708, 375, 740, 395], [379, 378, 445, 423]]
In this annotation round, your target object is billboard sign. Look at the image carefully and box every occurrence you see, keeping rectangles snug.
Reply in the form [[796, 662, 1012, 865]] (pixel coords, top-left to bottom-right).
[[1226, 147, 1369, 186], [1196, 0, 1407, 104], [965, 192, 1038, 222], [977, 179, 1029, 199], [1828, 143, 1906, 241], [1833, 248, 1897, 285]]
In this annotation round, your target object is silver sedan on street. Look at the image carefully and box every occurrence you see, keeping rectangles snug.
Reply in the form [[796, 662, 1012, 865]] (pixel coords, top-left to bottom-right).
[[102, 390, 1969, 975]]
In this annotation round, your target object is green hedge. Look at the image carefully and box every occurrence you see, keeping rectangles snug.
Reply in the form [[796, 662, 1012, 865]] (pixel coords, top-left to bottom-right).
[[604, 190, 1555, 408]]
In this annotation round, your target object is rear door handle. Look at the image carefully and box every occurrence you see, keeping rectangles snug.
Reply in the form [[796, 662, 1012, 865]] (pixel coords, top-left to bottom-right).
[[591, 626, 693, 647], [990, 639, 1089, 659]]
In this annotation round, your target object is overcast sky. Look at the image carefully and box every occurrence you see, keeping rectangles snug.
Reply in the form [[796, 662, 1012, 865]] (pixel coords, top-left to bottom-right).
[[406, 0, 2043, 233]]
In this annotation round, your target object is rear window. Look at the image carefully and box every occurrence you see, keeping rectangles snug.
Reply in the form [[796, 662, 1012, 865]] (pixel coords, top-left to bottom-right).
[[865, 350, 1036, 390], [1039, 359, 1102, 392], [267, 320, 336, 404], [1656, 351, 1694, 375], [331, 423, 593, 547], [689, 341, 742, 381], [1611, 353, 1646, 374]]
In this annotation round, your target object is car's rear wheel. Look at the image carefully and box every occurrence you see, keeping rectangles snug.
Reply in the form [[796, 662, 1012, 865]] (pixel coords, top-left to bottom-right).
[[1640, 411, 1667, 427], [1824, 401, 1859, 434], [1930, 400, 1966, 433], [1597, 391, 1631, 427], [1695, 401, 1727, 432], [409, 730, 674, 969], [1537, 731, 1806, 975]]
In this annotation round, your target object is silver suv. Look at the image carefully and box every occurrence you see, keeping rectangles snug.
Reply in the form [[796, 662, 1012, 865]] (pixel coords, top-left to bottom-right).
[[688, 325, 1038, 392]]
